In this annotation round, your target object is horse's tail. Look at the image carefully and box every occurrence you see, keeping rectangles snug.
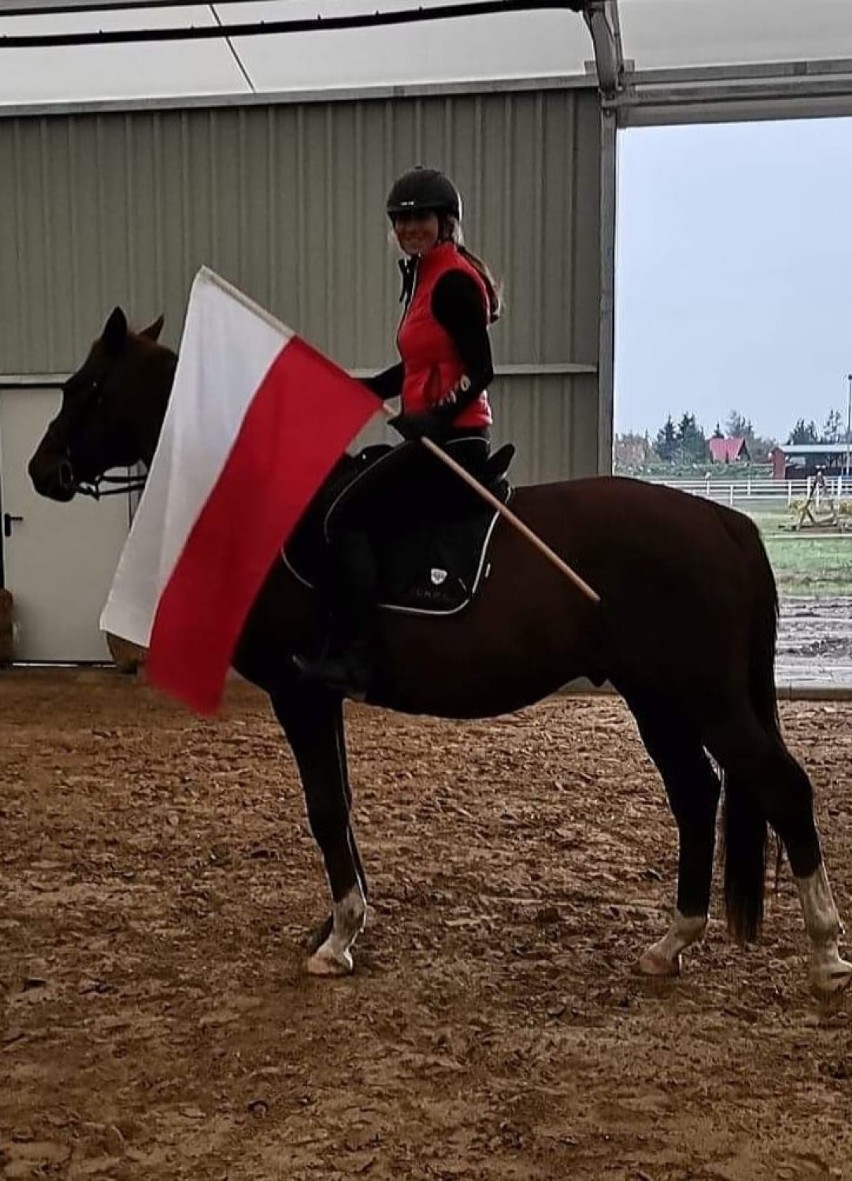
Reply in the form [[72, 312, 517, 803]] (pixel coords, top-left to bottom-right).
[[745, 521, 782, 741], [714, 506, 779, 944]]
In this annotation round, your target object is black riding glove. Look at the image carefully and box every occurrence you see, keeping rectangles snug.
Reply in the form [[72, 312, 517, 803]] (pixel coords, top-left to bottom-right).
[[388, 411, 446, 442]]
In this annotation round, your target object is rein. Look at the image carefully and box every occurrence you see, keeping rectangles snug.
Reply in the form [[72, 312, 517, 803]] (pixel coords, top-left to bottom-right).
[[76, 471, 148, 500]]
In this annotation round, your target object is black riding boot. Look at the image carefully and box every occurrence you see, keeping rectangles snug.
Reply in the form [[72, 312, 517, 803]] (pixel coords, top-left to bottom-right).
[[294, 530, 378, 700]]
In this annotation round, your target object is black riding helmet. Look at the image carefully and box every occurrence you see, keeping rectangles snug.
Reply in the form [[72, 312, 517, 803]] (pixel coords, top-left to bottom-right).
[[386, 166, 462, 221]]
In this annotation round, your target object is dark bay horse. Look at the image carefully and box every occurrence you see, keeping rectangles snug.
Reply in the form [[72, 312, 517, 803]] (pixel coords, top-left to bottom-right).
[[28, 308, 851, 995]]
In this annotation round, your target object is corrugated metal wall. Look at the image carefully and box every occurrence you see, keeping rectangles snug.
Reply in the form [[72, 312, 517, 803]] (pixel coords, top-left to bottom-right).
[[0, 86, 602, 483]]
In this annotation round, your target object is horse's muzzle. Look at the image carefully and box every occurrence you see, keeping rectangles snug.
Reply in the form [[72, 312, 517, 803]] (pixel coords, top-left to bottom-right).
[[28, 456, 77, 502]]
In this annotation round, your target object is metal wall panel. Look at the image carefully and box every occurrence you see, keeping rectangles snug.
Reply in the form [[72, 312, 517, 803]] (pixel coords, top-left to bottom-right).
[[353, 373, 600, 485], [0, 88, 601, 479]]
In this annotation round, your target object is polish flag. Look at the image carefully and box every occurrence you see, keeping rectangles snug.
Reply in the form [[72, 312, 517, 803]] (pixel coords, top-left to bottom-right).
[[100, 266, 380, 714]]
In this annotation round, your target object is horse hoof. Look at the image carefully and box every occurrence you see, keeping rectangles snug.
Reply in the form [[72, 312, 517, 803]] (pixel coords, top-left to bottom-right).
[[306, 944, 354, 977], [636, 948, 681, 978], [810, 958, 852, 997]]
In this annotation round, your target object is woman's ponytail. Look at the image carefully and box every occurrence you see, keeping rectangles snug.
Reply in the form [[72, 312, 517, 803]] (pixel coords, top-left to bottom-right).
[[458, 244, 503, 323], [439, 214, 504, 323]]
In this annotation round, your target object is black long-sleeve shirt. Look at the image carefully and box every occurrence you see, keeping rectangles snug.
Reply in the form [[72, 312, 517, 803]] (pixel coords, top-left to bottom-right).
[[362, 269, 495, 421]]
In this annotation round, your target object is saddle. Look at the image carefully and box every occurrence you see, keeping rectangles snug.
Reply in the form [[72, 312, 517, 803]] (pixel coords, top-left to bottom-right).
[[284, 442, 515, 615]]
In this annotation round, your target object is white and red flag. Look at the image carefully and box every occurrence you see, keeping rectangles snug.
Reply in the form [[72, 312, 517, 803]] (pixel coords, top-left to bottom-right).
[[100, 266, 379, 714]]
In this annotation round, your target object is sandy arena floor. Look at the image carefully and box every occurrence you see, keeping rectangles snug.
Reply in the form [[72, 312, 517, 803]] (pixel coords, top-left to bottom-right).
[[1, 670, 851, 1180]]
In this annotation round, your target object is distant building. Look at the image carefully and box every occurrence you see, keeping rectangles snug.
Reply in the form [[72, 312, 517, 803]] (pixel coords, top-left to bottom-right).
[[770, 443, 852, 480], [709, 436, 750, 464], [615, 436, 651, 469]]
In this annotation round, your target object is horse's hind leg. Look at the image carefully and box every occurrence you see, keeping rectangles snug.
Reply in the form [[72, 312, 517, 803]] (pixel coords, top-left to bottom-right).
[[706, 708, 851, 996], [272, 683, 367, 976], [624, 691, 721, 978]]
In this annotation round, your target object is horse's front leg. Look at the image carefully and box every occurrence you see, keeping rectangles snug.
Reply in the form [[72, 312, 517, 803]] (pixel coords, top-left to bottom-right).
[[271, 684, 367, 976]]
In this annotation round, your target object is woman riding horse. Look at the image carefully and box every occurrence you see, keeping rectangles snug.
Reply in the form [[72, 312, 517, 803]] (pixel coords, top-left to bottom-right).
[[295, 167, 502, 700]]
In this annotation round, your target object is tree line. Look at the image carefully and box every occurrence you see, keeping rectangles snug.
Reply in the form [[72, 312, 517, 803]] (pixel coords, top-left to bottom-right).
[[616, 407, 850, 471]]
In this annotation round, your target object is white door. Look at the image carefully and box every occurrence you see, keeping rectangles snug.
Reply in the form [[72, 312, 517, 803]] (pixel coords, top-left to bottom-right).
[[0, 386, 132, 662]]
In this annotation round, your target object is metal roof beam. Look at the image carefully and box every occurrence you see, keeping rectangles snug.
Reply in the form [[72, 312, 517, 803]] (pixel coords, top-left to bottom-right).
[[0, 70, 597, 120], [581, 0, 619, 100], [615, 58, 852, 126], [570, 0, 624, 101]]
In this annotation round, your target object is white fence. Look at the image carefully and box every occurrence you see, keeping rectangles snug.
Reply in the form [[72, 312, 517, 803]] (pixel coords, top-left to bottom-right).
[[645, 475, 852, 508]]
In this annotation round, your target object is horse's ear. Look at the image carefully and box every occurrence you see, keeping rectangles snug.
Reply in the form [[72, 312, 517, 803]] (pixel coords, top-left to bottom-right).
[[102, 307, 128, 356], [141, 314, 164, 342]]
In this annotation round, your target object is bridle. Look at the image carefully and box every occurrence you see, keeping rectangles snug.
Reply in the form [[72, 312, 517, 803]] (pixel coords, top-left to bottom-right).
[[76, 470, 148, 501], [43, 419, 148, 501]]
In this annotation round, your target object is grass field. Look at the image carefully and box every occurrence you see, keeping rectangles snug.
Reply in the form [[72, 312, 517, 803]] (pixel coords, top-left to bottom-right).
[[742, 502, 852, 596]]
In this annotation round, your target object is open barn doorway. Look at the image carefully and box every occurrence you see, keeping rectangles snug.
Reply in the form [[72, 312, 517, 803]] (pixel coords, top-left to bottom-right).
[[614, 116, 852, 689]]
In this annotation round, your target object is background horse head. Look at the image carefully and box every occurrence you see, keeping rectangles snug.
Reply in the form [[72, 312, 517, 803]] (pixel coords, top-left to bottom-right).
[[27, 305, 852, 996]]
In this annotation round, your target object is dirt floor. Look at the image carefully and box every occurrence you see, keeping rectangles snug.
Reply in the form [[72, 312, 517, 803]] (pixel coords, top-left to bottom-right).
[[777, 596, 852, 689], [1, 670, 851, 1181]]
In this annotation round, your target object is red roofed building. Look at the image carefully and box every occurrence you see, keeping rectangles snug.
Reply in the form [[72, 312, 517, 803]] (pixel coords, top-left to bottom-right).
[[709, 436, 750, 464]]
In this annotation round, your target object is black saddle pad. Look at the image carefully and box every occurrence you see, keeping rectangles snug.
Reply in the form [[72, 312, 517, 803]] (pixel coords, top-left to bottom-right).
[[284, 442, 514, 616]]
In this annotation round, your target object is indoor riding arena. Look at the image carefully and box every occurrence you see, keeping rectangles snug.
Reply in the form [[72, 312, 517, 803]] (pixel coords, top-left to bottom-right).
[[2, 3, 852, 1179]]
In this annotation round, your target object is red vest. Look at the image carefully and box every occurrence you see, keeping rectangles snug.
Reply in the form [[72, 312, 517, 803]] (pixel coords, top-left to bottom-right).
[[397, 243, 492, 429]]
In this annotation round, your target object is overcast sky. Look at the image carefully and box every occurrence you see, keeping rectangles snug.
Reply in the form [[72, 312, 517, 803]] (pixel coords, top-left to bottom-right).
[[615, 117, 852, 444]]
